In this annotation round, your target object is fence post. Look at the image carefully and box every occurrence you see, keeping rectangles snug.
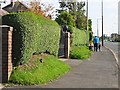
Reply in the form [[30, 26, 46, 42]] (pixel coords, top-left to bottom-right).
[[64, 32, 70, 59], [0, 25, 13, 83]]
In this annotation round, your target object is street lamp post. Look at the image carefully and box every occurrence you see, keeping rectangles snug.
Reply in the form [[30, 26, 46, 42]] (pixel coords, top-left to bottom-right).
[[97, 19, 99, 37], [86, 0, 88, 31], [97, 18, 101, 37], [101, 0, 104, 46]]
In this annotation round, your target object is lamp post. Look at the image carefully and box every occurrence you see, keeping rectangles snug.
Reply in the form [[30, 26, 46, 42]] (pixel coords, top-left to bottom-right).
[[84, 0, 88, 45], [101, 0, 104, 46], [86, 0, 88, 31], [97, 18, 101, 37]]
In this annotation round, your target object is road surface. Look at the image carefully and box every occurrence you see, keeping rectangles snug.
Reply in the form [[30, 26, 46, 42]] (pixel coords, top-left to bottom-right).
[[104, 42, 119, 66]]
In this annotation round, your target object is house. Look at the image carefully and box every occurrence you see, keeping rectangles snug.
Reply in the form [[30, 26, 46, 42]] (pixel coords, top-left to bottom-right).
[[2, 0, 29, 13], [0, 9, 8, 16]]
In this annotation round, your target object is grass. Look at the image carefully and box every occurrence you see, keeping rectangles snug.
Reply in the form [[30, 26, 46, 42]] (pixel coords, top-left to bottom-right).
[[9, 54, 70, 85], [70, 46, 92, 59]]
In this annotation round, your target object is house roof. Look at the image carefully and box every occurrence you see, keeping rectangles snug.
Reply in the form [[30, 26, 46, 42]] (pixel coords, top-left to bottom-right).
[[2, 1, 29, 13], [0, 9, 9, 16]]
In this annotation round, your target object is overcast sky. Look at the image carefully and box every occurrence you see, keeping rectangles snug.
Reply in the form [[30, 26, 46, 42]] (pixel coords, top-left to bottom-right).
[[1, 0, 119, 36], [88, 0, 119, 36]]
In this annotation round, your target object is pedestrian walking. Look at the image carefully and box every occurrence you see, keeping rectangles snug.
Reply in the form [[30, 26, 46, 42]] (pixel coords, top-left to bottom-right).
[[88, 41, 93, 51], [93, 36, 100, 52], [98, 42, 101, 51]]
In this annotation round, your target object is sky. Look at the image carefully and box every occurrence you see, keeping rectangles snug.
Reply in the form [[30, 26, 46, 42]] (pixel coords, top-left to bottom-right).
[[1, 0, 119, 36], [88, 0, 119, 36]]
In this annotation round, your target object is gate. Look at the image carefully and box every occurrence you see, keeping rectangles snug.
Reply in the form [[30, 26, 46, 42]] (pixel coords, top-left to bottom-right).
[[58, 29, 65, 58], [58, 29, 70, 58]]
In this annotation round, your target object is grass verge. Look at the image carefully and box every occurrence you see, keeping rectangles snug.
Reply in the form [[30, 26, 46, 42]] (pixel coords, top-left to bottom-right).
[[9, 54, 70, 85], [70, 46, 92, 59]]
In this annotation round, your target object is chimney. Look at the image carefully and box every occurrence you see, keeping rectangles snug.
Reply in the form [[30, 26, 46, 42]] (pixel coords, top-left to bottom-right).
[[11, 0, 15, 7]]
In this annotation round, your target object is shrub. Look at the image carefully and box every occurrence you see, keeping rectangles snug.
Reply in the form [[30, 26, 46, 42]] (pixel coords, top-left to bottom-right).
[[70, 27, 91, 59], [9, 54, 70, 85], [71, 27, 89, 46], [70, 46, 92, 59], [2, 12, 61, 66], [68, 25, 73, 34]]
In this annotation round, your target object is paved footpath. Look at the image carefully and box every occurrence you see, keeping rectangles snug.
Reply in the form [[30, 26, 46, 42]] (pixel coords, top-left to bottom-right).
[[42, 47, 118, 88], [2, 47, 118, 89], [0, 84, 4, 90]]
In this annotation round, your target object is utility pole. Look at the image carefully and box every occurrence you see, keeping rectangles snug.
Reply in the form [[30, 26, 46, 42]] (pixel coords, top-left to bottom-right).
[[97, 19, 99, 37], [86, 0, 88, 31], [101, 0, 104, 46], [97, 18, 101, 37], [85, 0, 88, 45]]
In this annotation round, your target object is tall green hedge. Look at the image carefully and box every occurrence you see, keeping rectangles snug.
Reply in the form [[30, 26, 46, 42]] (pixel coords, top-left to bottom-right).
[[2, 12, 61, 66], [71, 27, 89, 46]]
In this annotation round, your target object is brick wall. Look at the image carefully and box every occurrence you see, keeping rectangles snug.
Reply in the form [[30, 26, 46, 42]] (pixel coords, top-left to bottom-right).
[[0, 26, 2, 83], [0, 25, 13, 83]]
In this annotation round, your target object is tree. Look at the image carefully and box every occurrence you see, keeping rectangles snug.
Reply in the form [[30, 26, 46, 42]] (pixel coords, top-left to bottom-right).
[[88, 19, 93, 41], [30, 1, 54, 19], [75, 13, 87, 30], [88, 19, 92, 31], [57, 1, 86, 29], [55, 11, 75, 27], [30, 1, 45, 16], [42, 3, 55, 19]]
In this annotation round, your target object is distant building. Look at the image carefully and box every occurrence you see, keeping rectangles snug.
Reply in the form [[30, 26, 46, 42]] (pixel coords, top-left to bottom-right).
[[2, 0, 29, 13]]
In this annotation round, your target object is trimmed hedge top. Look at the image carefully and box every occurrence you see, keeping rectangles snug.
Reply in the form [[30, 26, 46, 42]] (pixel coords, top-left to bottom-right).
[[2, 12, 61, 66]]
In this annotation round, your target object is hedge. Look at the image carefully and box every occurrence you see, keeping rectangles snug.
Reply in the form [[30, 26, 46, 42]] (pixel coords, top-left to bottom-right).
[[70, 46, 92, 59], [71, 27, 89, 47], [70, 27, 91, 59], [2, 12, 61, 66]]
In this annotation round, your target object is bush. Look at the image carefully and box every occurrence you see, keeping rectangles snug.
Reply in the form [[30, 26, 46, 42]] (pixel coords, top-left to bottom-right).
[[70, 46, 92, 59], [70, 27, 91, 59], [2, 12, 61, 66], [9, 54, 70, 85], [68, 25, 73, 34], [71, 27, 89, 46]]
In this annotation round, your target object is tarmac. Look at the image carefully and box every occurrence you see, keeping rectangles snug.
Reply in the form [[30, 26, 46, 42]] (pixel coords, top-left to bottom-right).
[[1, 46, 119, 89]]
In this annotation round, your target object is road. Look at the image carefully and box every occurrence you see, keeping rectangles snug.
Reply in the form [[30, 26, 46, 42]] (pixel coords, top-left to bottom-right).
[[104, 42, 119, 65]]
